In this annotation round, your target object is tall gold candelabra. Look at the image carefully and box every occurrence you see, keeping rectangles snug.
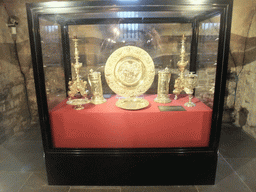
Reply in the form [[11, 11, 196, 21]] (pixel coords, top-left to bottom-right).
[[66, 37, 89, 110], [173, 35, 189, 100]]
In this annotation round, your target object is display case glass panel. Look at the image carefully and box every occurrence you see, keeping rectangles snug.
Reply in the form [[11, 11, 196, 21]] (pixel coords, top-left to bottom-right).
[[39, 18, 66, 110], [195, 14, 221, 108], [36, 8, 222, 149], [27, 0, 232, 150]]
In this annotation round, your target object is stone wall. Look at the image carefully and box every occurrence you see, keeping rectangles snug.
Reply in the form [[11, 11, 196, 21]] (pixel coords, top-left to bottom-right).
[[227, 1, 256, 137], [0, 4, 31, 143]]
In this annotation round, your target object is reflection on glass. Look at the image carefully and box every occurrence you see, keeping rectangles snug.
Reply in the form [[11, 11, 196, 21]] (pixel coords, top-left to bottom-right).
[[39, 13, 219, 110], [36, 6, 224, 149], [39, 18, 66, 110], [195, 14, 221, 108]]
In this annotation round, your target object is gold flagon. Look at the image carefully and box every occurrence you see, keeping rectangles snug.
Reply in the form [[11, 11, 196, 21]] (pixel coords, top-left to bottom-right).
[[154, 67, 172, 103], [88, 69, 106, 105]]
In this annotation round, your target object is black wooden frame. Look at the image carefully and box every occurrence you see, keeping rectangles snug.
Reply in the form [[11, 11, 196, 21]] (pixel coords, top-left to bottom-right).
[[27, 0, 233, 185]]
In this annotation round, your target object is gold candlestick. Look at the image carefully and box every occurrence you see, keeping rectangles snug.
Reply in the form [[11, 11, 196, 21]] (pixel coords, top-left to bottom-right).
[[173, 34, 188, 100], [66, 37, 89, 110]]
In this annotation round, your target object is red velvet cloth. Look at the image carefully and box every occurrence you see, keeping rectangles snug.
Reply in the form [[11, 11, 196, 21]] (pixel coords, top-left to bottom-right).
[[49, 95, 212, 148]]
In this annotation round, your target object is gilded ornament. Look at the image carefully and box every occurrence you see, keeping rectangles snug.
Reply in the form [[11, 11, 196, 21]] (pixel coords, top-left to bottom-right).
[[173, 34, 188, 100], [184, 72, 198, 107], [116, 97, 149, 110], [66, 37, 89, 110], [154, 68, 172, 103], [105, 46, 155, 110], [88, 69, 106, 105]]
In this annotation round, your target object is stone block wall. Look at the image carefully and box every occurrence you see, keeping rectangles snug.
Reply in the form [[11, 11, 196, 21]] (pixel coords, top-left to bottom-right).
[[227, 0, 256, 137], [2, 1, 39, 127], [0, 4, 32, 143]]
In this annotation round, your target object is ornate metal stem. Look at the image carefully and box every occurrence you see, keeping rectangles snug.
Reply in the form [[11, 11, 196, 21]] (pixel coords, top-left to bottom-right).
[[173, 35, 188, 100], [66, 37, 89, 110]]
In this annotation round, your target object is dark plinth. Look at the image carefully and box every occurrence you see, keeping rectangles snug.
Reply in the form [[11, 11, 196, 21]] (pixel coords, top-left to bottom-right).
[[45, 150, 217, 185]]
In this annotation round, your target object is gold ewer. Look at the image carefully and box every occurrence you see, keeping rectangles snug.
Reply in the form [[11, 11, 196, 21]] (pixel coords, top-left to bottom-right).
[[184, 72, 198, 107], [154, 67, 172, 103], [88, 69, 106, 105]]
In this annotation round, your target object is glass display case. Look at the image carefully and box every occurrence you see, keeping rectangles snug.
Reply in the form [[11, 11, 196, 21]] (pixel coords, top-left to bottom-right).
[[26, 0, 233, 185]]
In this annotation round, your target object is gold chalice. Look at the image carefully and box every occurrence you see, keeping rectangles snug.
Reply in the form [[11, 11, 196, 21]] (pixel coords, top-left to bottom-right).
[[184, 72, 198, 107]]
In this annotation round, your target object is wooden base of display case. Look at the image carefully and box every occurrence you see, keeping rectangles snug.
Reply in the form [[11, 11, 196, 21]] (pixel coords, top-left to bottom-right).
[[45, 150, 217, 185]]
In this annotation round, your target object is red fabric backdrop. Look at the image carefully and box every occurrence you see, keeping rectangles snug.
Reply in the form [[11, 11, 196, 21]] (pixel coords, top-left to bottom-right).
[[49, 95, 212, 148]]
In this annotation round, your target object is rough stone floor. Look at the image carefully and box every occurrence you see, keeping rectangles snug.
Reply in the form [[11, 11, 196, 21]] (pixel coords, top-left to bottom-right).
[[0, 123, 255, 192]]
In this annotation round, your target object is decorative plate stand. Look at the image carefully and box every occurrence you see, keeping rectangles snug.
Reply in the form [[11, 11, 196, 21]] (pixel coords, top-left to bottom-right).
[[105, 46, 155, 110]]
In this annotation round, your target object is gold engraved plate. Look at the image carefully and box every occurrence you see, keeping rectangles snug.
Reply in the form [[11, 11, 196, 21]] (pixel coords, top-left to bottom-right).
[[116, 98, 149, 110], [105, 46, 155, 110]]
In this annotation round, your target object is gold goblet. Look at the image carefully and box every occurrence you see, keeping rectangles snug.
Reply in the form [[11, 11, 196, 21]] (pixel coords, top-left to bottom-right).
[[184, 72, 198, 107]]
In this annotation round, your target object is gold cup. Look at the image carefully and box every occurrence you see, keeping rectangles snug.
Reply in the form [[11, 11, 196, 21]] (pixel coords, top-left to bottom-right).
[[184, 72, 198, 107], [88, 69, 106, 105], [154, 68, 172, 103]]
